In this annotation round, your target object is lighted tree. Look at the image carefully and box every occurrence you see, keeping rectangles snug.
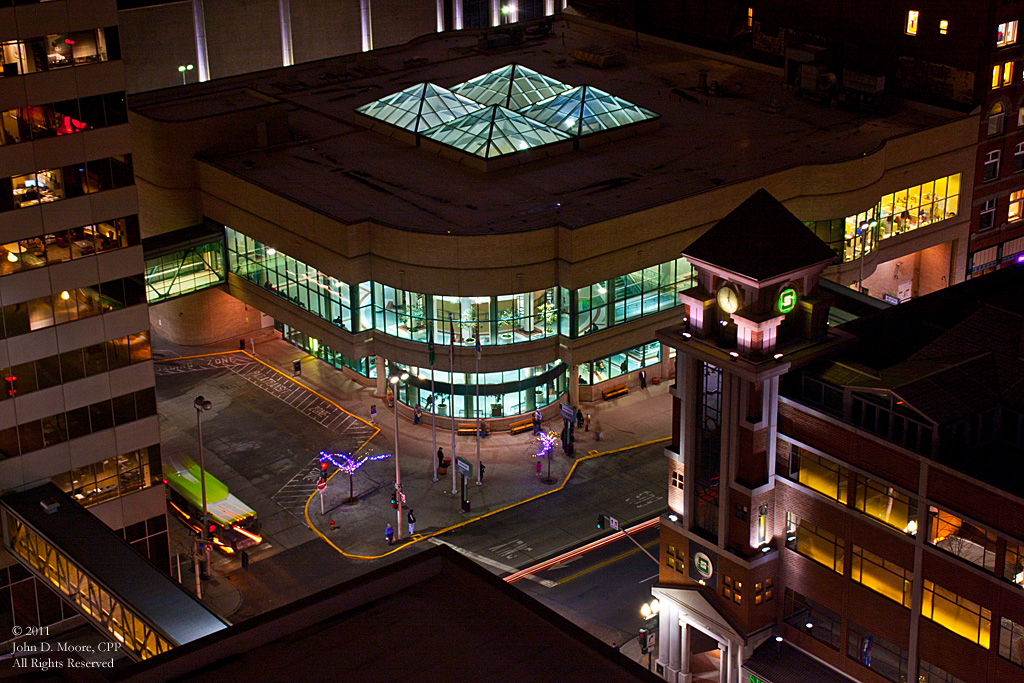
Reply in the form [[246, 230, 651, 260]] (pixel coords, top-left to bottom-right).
[[320, 450, 392, 505], [536, 431, 558, 483]]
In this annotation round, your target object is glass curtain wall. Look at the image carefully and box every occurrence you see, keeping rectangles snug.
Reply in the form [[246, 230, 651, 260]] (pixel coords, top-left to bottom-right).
[[578, 341, 660, 385], [280, 323, 375, 378], [804, 173, 961, 262], [387, 360, 567, 419], [225, 226, 693, 348]]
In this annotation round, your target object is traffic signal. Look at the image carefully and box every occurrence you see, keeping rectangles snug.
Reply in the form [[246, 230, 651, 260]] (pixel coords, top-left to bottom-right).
[[391, 491, 399, 510], [208, 523, 216, 534], [638, 629, 649, 655], [597, 514, 605, 529], [320, 461, 328, 472]]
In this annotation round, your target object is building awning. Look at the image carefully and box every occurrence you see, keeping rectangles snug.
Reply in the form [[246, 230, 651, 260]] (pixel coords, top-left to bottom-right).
[[744, 640, 859, 683]]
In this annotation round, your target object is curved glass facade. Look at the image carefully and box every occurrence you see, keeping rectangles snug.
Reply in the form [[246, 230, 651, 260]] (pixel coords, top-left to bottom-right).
[[224, 227, 694, 346], [803, 173, 961, 262], [387, 360, 568, 419]]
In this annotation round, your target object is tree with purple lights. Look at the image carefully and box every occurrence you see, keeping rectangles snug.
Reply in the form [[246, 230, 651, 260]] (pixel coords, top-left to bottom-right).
[[320, 450, 392, 505], [536, 432, 557, 484]]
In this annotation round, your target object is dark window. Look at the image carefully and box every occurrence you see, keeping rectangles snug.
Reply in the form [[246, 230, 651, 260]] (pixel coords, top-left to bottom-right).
[[110, 154, 133, 188], [2, 302, 30, 338], [86, 157, 111, 192], [124, 520, 145, 543], [784, 588, 841, 650], [9, 362, 36, 395], [89, 400, 113, 432], [78, 95, 105, 129], [34, 355, 61, 389], [134, 388, 156, 419], [60, 163, 86, 198], [0, 427, 19, 458], [103, 92, 127, 126], [17, 420, 43, 453], [66, 407, 90, 440], [40, 413, 67, 447], [111, 393, 136, 426], [83, 344, 107, 376], [106, 337, 130, 370], [60, 348, 87, 384]]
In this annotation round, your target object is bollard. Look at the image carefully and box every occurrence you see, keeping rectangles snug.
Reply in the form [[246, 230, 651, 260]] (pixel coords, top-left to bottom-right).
[[329, 519, 336, 531]]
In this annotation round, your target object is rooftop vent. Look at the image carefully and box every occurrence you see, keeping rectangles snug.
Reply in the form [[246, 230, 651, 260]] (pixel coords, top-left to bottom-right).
[[40, 498, 59, 514]]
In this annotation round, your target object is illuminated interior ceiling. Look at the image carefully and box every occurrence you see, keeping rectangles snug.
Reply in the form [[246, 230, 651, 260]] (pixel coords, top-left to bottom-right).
[[420, 105, 572, 159], [516, 85, 661, 137], [450, 63, 573, 110], [355, 82, 483, 133]]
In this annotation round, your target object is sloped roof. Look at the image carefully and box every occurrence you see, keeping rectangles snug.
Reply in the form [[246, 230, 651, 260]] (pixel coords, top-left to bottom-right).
[[451, 63, 572, 109], [516, 85, 660, 136], [683, 188, 836, 281], [421, 105, 572, 159], [355, 82, 483, 133]]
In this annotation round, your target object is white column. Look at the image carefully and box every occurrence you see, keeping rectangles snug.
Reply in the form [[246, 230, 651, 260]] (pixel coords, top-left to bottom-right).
[[731, 643, 742, 683], [454, 0, 464, 29], [545, 0, 554, 15], [679, 623, 691, 682], [436, 0, 445, 31], [569, 364, 579, 407], [192, 0, 210, 81], [491, 0, 502, 26], [360, 0, 374, 52], [374, 356, 386, 397], [279, 0, 294, 67], [718, 643, 728, 683]]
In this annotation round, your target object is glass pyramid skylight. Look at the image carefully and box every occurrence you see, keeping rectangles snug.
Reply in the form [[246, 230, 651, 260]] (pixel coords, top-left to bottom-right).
[[451, 64, 573, 110], [516, 85, 659, 137], [355, 82, 483, 133], [421, 105, 572, 159]]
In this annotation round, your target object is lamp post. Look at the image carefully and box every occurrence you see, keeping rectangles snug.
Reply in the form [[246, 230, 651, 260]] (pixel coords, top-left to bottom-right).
[[178, 63, 194, 85], [639, 599, 660, 671], [193, 395, 212, 595], [389, 371, 409, 539]]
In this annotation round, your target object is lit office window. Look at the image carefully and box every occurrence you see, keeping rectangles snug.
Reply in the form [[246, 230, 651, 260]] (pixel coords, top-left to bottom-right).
[[1005, 62, 1014, 86], [851, 545, 912, 607], [993, 65, 1002, 90], [922, 580, 991, 648], [905, 11, 919, 35], [854, 475, 917, 535], [788, 448, 849, 503], [1010, 190, 1024, 222], [747, 7, 753, 29], [939, 20, 948, 35], [998, 21, 1019, 47], [785, 513, 843, 573]]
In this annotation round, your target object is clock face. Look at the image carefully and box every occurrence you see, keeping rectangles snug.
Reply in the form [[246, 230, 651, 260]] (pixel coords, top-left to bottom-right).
[[717, 286, 740, 314]]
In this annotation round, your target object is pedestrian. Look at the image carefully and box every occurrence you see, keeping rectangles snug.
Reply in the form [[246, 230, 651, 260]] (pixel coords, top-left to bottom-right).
[[370, 405, 377, 425], [437, 447, 444, 468], [533, 408, 542, 435], [536, 459, 543, 476], [584, 413, 591, 432], [414, 405, 422, 425], [593, 417, 602, 441], [576, 408, 584, 429], [407, 509, 415, 536], [384, 523, 394, 545], [639, 368, 647, 389], [386, 387, 394, 408], [480, 463, 486, 482], [620, 359, 628, 374]]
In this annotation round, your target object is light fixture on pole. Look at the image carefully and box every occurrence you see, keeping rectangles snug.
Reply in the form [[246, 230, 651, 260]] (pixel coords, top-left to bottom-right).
[[177, 63, 194, 85], [639, 599, 660, 671], [193, 395, 213, 595], [640, 599, 660, 619], [389, 371, 409, 539]]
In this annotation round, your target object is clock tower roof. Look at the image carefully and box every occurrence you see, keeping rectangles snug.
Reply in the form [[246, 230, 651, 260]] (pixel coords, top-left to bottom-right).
[[683, 188, 836, 282]]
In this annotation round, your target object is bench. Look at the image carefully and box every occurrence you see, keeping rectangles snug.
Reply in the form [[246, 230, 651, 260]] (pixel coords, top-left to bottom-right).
[[457, 423, 484, 437], [509, 419, 533, 435], [602, 384, 629, 400]]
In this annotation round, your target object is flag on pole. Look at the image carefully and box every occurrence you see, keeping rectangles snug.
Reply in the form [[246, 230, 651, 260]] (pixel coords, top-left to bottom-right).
[[448, 314, 455, 364], [475, 333, 481, 360], [428, 330, 435, 367]]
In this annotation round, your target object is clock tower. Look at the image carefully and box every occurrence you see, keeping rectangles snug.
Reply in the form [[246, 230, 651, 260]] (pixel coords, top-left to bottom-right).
[[652, 189, 844, 683]]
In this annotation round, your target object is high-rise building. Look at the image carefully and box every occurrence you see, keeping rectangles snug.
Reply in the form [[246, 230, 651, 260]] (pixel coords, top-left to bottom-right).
[[0, 0, 166, 638]]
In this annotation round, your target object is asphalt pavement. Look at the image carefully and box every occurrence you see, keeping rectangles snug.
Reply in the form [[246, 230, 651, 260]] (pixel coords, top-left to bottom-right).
[[153, 327, 673, 627]]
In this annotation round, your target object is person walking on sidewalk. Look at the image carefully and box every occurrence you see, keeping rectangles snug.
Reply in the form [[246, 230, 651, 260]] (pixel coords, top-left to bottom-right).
[[479, 463, 486, 483], [384, 523, 394, 545], [592, 417, 602, 441], [639, 368, 648, 389], [535, 459, 543, 477], [576, 408, 584, 430], [370, 405, 377, 425], [407, 509, 415, 537], [533, 408, 542, 435], [584, 413, 591, 432], [437, 447, 444, 468]]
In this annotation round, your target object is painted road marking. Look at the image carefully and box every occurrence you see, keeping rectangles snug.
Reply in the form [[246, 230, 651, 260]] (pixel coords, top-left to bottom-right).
[[488, 538, 533, 561], [430, 539, 556, 588], [625, 490, 662, 509]]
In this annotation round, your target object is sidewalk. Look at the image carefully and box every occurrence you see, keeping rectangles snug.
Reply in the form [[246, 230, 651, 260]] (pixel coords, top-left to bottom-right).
[[153, 328, 674, 613]]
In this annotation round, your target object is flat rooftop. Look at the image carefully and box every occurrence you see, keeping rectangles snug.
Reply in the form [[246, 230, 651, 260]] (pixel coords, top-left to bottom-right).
[[130, 17, 959, 235]]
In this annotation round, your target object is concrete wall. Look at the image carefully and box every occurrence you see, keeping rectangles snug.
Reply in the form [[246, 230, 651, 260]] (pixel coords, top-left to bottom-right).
[[119, 0, 437, 93], [149, 286, 263, 346]]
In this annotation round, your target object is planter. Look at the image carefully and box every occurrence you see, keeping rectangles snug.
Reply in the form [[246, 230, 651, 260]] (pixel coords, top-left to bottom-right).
[[490, 403, 502, 417]]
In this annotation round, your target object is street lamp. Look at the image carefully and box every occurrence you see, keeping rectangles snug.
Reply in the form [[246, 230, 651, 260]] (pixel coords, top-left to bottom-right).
[[178, 63, 194, 85], [639, 599, 660, 671], [193, 395, 212, 594], [389, 371, 409, 539]]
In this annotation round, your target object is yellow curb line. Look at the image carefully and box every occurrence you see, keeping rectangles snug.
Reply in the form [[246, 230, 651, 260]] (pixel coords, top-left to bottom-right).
[[154, 350, 670, 562], [305, 436, 671, 560]]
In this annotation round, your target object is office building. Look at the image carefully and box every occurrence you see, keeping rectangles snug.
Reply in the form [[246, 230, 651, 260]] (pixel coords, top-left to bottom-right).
[[0, 0, 166, 641]]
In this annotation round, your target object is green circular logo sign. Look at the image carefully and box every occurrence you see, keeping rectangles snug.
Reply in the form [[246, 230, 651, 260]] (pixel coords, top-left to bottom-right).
[[694, 551, 714, 579], [778, 287, 797, 314]]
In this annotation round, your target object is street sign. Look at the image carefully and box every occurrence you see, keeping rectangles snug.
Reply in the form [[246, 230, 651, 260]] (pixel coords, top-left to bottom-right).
[[456, 456, 472, 478], [316, 479, 326, 491], [560, 403, 575, 421], [609, 516, 620, 531], [646, 631, 656, 650]]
